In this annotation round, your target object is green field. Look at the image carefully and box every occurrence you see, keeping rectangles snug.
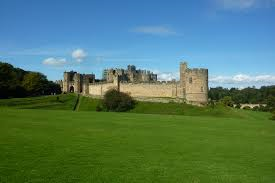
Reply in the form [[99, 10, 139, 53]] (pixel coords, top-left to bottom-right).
[[0, 95, 275, 182]]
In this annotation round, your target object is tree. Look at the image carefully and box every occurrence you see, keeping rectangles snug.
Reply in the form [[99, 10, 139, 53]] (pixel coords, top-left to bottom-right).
[[22, 72, 48, 96], [272, 112, 275, 120], [102, 89, 135, 112], [0, 61, 61, 98], [0, 62, 27, 98], [266, 96, 275, 112], [219, 96, 234, 107], [235, 103, 241, 109]]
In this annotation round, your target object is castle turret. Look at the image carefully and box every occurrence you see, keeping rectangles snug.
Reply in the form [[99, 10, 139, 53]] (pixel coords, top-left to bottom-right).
[[63, 72, 70, 93], [185, 68, 208, 105], [74, 73, 81, 93]]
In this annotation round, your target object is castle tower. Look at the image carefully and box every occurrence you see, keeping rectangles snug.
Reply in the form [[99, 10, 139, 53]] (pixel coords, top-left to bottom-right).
[[180, 62, 188, 96], [185, 68, 208, 105], [74, 73, 81, 93], [113, 74, 120, 91], [63, 72, 70, 93]]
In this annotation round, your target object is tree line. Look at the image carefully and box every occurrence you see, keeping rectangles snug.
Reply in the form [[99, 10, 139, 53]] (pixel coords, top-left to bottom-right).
[[209, 86, 275, 104], [209, 86, 275, 112], [0, 62, 61, 99]]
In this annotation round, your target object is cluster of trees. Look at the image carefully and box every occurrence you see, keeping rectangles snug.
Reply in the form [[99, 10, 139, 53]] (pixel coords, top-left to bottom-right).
[[210, 87, 275, 113], [0, 62, 61, 99], [209, 86, 275, 104], [97, 89, 136, 112]]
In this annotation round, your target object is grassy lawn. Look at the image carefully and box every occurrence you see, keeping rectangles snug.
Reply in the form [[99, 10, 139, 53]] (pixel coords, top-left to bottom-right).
[[0, 108, 275, 183], [0, 94, 77, 110], [0, 94, 269, 120]]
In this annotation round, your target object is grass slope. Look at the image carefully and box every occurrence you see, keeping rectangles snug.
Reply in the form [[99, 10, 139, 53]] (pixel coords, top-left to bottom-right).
[[0, 95, 271, 120], [0, 94, 77, 110], [0, 109, 275, 183]]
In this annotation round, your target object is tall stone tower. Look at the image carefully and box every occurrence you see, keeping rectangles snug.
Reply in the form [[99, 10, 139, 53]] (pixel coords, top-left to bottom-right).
[[74, 73, 81, 93], [180, 62, 208, 105], [180, 62, 188, 96], [63, 72, 70, 93]]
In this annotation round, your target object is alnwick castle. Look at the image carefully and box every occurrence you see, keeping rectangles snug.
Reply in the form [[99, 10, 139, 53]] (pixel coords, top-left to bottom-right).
[[58, 62, 209, 105]]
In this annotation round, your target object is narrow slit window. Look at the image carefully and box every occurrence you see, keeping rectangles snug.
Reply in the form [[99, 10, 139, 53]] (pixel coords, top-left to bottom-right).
[[189, 77, 192, 84], [201, 86, 204, 92]]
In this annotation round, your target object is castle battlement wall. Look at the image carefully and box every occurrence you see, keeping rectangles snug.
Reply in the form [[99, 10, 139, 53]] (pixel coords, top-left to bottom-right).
[[62, 62, 209, 106], [88, 82, 184, 99], [186, 68, 208, 74]]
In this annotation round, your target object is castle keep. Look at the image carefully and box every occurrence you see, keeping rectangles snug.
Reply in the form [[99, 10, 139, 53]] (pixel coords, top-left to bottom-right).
[[61, 62, 209, 105], [103, 65, 157, 83]]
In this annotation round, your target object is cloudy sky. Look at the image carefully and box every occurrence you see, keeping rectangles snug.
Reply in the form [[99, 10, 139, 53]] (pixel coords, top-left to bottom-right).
[[0, 0, 275, 88]]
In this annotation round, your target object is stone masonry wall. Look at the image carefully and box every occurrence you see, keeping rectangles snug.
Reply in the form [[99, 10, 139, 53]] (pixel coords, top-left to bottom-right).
[[120, 83, 183, 98], [88, 82, 184, 98], [88, 83, 118, 96]]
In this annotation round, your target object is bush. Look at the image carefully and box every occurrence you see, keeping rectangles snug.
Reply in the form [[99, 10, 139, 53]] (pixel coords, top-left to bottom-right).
[[219, 96, 234, 107], [235, 103, 241, 109], [103, 89, 135, 112], [243, 106, 251, 110], [252, 106, 259, 111], [96, 104, 103, 112], [270, 111, 275, 120]]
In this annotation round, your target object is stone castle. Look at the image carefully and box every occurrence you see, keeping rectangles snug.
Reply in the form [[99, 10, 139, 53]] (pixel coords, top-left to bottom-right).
[[60, 62, 208, 105], [102, 65, 157, 83]]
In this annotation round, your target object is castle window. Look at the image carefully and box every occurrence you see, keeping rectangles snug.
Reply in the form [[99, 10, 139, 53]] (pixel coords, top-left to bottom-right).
[[201, 86, 204, 92], [189, 77, 192, 84]]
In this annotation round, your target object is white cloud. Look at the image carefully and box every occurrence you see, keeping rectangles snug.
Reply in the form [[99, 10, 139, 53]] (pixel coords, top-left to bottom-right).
[[131, 26, 177, 36], [216, 0, 275, 10], [72, 49, 87, 62], [210, 74, 275, 85], [42, 57, 67, 66], [152, 70, 179, 81]]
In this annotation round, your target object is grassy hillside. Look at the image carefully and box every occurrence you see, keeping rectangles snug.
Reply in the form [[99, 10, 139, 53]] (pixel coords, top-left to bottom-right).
[[0, 94, 271, 120], [77, 95, 101, 111], [0, 109, 274, 182], [0, 94, 77, 110]]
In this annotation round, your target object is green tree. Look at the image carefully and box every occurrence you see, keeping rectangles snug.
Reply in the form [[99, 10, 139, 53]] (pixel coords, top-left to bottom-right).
[[219, 96, 234, 107], [235, 103, 241, 109], [271, 111, 275, 120], [22, 72, 48, 96], [102, 89, 135, 112], [266, 96, 275, 111]]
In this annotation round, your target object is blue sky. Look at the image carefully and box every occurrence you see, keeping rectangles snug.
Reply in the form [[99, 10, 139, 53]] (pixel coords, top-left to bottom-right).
[[0, 0, 275, 88]]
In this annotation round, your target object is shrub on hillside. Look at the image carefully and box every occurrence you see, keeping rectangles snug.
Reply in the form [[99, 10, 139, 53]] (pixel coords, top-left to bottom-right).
[[243, 106, 251, 110], [235, 103, 241, 109], [96, 103, 103, 112], [103, 89, 135, 112], [219, 96, 234, 107], [252, 106, 259, 111]]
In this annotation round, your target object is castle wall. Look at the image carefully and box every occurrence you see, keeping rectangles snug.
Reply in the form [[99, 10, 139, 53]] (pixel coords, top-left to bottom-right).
[[88, 82, 184, 98], [88, 83, 118, 96], [120, 83, 183, 98], [64, 62, 208, 106]]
